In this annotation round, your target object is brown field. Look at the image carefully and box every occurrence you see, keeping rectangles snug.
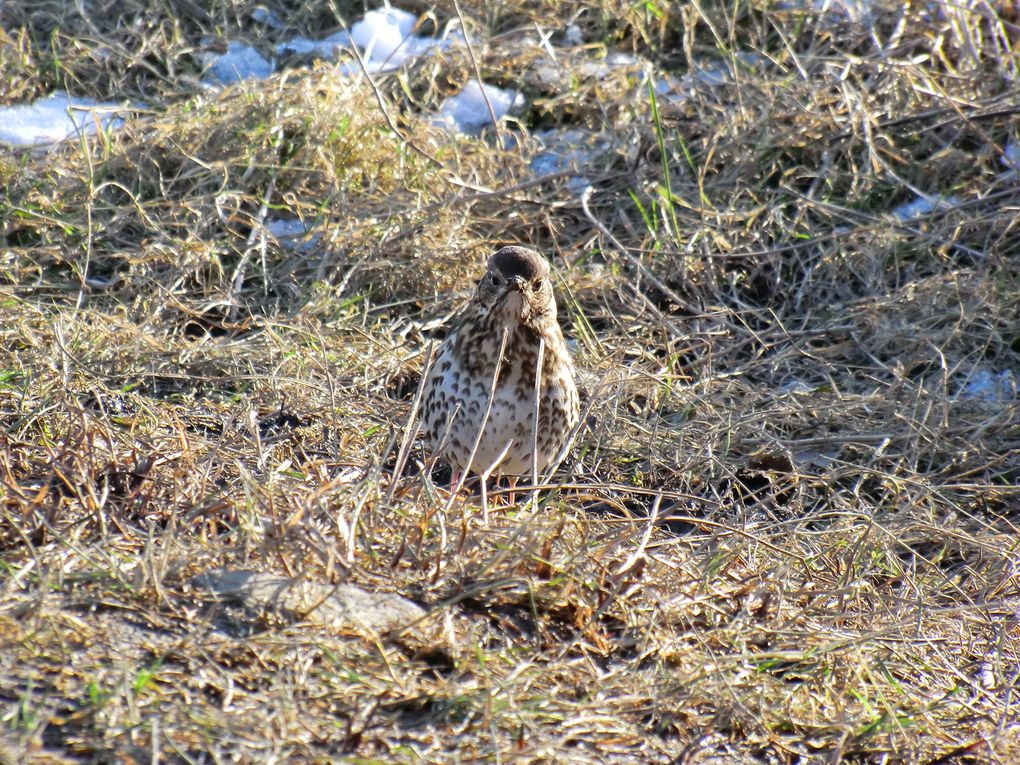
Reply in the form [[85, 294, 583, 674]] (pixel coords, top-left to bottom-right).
[[1, 1, 1018, 762]]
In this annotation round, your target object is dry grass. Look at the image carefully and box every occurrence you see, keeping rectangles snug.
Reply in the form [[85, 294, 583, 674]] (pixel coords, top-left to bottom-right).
[[1, 0, 1019, 762]]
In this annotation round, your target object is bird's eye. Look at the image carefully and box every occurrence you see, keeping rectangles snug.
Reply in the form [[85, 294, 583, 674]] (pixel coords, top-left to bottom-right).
[[532, 280, 542, 292], [490, 272, 503, 286]]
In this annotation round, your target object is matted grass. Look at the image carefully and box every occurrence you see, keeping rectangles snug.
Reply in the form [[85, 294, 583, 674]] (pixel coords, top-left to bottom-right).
[[1, 1, 1018, 762]]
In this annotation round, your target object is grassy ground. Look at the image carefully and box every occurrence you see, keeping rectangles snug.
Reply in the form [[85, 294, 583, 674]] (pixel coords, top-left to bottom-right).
[[1, 1, 1019, 762]]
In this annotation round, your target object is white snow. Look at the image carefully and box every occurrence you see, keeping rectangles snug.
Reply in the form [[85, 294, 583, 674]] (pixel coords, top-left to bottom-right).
[[274, 6, 458, 72], [780, 379, 816, 395], [653, 52, 765, 104], [582, 52, 641, 79], [347, 6, 460, 71], [1001, 139, 1020, 170], [199, 7, 461, 86], [587, 52, 640, 80], [265, 217, 321, 253], [201, 41, 273, 85], [563, 24, 584, 46], [276, 31, 352, 59], [351, 7, 417, 65], [266, 218, 310, 239], [432, 80, 524, 134], [891, 193, 961, 221], [251, 6, 285, 30], [960, 368, 1017, 403], [810, 0, 873, 24], [776, 0, 874, 24], [530, 129, 611, 194], [535, 51, 642, 88], [0, 91, 129, 148]]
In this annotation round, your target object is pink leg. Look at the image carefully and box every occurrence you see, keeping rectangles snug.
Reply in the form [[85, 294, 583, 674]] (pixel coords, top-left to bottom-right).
[[507, 476, 518, 506], [449, 470, 461, 493]]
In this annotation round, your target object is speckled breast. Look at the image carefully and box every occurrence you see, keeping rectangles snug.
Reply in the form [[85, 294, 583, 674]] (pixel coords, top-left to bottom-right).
[[422, 339, 578, 477]]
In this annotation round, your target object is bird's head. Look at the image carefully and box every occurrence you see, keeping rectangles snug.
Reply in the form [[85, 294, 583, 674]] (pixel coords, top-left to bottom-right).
[[474, 246, 556, 328]]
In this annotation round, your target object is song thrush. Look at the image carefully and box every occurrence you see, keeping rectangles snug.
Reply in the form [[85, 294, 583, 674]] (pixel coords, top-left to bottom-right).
[[421, 246, 580, 499]]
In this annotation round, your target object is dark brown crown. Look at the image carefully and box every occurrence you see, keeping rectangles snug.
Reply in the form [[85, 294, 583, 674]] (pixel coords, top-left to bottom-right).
[[486, 246, 550, 282]]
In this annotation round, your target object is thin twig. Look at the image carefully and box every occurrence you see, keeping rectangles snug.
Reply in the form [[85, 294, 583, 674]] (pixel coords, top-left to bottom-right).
[[384, 341, 435, 507], [530, 337, 545, 509], [451, 0, 503, 145]]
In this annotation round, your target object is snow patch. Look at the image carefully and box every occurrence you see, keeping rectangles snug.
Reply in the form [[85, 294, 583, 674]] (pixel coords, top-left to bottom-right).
[[777, 0, 874, 25], [349, 7, 461, 71], [779, 379, 817, 395], [530, 129, 612, 194], [810, 0, 873, 24], [1001, 139, 1020, 170], [432, 80, 524, 134], [265, 218, 321, 253], [535, 51, 642, 88], [276, 31, 352, 58], [0, 91, 129, 148], [563, 24, 584, 46], [251, 6, 284, 30], [653, 52, 765, 104], [266, 218, 310, 239], [201, 41, 273, 85], [274, 6, 459, 72], [351, 7, 418, 64], [581, 52, 642, 80], [959, 368, 1017, 403], [891, 193, 961, 221]]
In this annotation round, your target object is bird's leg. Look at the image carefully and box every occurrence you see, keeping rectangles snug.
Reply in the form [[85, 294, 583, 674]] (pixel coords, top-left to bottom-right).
[[530, 338, 544, 508], [480, 477, 489, 523], [449, 470, 461, 492], [480, 440, 514, 523], [507, 476, 518, 506]]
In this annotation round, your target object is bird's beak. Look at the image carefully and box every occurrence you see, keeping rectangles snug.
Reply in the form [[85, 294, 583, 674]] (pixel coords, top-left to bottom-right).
[[504, 276, 529, 320]]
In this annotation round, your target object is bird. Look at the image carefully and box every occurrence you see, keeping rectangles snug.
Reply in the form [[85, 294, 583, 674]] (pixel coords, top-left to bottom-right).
[[421, 245, 580, 503]]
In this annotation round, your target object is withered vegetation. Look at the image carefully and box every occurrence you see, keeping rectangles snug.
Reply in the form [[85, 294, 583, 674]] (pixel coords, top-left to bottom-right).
[[1, 1, 1019, 762]]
